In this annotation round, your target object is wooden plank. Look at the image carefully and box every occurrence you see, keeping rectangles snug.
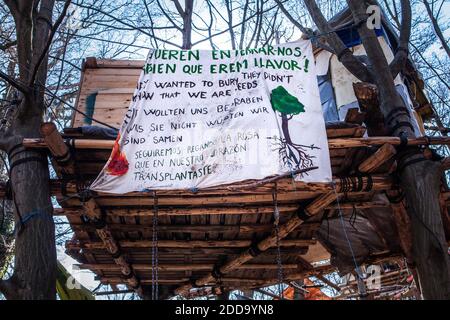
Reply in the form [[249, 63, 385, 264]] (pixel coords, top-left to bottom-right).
[[345, 108, 366, 125], [63, 192, 321, 207], [358, 143, 397, 173], [90, 59, 144, 69], [66, 239, 316, 250], [54, 205, 299, 217], [77, 263, 300, 271]]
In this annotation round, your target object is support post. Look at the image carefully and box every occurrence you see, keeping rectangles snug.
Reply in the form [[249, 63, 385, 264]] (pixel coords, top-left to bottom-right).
[[83, 198, 143, 297], [358, 143, 396, 173]]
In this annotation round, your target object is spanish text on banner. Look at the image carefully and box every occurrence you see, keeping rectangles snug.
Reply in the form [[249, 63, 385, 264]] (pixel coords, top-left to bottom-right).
[[90, 41, 332, 193]]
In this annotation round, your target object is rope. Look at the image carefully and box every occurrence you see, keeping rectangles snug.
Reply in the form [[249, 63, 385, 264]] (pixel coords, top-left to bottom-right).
[[331, 182, 367, 299], [5, 148, 48, 231], [151, 191, 159, 300]]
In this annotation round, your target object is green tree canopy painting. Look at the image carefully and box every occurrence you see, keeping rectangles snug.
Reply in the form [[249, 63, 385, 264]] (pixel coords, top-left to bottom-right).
[[271, 85, 305, 115], [270, 85, 318, 172]]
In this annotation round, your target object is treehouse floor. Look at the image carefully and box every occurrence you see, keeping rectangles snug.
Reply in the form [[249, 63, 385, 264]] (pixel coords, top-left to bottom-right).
[[21, 121, 450, 299]]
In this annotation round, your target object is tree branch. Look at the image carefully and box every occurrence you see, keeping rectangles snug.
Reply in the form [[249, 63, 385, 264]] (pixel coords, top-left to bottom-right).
[[0, 70, 30, 94], [0, 40, 17, 51], [172, 0, 185, 17], [303, 0, 373, 83], [156, 0, 183, 31], [193, 0, 279, 47], [389, 0, 412, 78], [422, 0, 450, 58], [275, 0, 311, 36], [28, 0, 72, 87], [238, 0, 249, 49], [75, 2, 182, 48]]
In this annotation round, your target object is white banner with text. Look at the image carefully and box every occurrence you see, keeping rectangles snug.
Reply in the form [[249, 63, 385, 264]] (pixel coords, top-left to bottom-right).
[[91, 41, 331, 193]]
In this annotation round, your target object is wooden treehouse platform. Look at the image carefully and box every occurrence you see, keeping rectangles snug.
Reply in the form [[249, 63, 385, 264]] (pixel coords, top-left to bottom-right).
[[16, 58, 450, 298], [20, 121, 450, 298]]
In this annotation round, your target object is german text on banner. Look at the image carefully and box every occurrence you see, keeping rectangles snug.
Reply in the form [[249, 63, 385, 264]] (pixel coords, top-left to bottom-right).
[[90, 41, 332, 193]]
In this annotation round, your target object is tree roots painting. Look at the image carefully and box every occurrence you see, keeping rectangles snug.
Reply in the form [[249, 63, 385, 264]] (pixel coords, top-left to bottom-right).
[[269, 85, 319, 174]]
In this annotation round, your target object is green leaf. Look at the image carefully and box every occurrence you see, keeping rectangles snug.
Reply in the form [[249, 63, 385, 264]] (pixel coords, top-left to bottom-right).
[[270, 85, 305, 115]]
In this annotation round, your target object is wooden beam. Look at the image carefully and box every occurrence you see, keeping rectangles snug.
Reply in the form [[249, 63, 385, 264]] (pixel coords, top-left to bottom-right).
[[27, 176, 391, 206], [55, 205, 299, 217], [326, 201, 389, 210], [174, 191, 338, 296], [22, 136, 450, 150], [55, 201, 389, 218], [40, 122, 74, 175], [358, 143, 397, 173], [97, 270, 330, 287], [82, 198, 143, 296], [66, 239, 316, 250], [99, 278, 190, 285], [49, 176, 391, 196], [71, 223, 310, 234], [344, 108, 366, 125], [78, 263, 300, 272], [0, 175, 392, 200], [69, 247, 309, 256], [329, 136, 450, 148]]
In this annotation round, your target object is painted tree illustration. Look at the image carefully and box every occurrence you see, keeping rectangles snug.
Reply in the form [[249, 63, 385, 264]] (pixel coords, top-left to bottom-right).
[[270, 85, 318, 171]]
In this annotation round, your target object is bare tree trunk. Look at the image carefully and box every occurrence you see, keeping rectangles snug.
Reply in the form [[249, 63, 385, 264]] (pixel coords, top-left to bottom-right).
[[0, 116, 56, 300], [302, 0, 450, 299], [346, 0, 450, 299], [0, 0, 68, 300], [182, 0, 194, 49], [402, 161, 450, 299]]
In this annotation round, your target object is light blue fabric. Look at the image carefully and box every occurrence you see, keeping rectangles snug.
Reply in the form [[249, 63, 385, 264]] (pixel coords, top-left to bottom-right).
[[318, 74, 339, 122]]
